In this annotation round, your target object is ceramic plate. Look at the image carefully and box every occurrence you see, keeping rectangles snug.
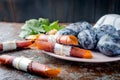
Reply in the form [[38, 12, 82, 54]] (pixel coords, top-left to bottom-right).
[[42, 51, 120, 63]]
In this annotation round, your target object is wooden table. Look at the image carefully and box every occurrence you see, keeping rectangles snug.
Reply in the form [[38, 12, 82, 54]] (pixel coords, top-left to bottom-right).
[[0, 22, 120, 80]]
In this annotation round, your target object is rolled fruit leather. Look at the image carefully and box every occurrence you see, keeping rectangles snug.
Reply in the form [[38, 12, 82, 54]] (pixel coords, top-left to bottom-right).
[[0, 40, 33, 51], [0, 55, 60, 77], [26, 34, 78, 45], [30, 40, 93, 59]]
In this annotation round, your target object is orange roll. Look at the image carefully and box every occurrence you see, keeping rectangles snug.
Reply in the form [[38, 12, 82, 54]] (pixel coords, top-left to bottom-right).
[[33, 40, 93, 59], [27, 34, 78, 45]]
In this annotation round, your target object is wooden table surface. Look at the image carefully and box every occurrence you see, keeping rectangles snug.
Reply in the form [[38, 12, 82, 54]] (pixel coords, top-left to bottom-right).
[[0, 22, 120, 80]]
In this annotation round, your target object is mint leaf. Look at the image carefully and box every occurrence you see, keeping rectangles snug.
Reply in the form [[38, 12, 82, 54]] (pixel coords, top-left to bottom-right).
[[19, 18, 64, 38], [38, 18, 50, 26], [43, 20, 64, 32]]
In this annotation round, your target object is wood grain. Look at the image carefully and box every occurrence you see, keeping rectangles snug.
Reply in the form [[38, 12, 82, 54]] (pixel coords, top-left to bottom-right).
[[0, 0, 120, 23]]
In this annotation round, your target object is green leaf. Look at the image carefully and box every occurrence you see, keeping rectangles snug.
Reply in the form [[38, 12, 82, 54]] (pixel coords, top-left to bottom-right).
[[43, 20, 64, 32], [38, 18, 50, 26], [19, 30, 31, 38], [26, 19, 40, 27], [19, 18, 64, 38], [43, 25, 51, 32]]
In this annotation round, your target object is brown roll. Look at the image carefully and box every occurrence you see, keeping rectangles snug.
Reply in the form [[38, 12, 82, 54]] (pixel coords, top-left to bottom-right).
[[28, 61, 60, 77], [0, 55, 15, 66], [16, 40, 33, 49], [0, 55, 60, 77], [0, 40, 32, 51]]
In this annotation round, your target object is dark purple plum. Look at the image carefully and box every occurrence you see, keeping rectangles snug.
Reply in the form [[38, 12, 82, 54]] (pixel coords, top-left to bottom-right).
[[55, 21, 92, 38], [77, 29, 97, 49], [117, 30, 120, 36], [66, 21, 92, 34], [93, 24, 117, 41], [54, 28, 77, 39], [97, 34, 120, 56], [80, 21, 92, 31]]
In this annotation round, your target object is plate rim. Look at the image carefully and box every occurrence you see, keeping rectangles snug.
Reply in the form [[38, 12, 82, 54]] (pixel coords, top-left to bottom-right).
[[42, 51, 120, 63]]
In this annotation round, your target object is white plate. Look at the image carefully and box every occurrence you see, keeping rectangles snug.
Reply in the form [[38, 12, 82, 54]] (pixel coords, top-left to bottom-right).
[[42, 51, 120, 63]]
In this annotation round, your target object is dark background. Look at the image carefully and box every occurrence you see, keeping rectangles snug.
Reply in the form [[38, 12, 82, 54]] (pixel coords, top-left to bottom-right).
[[0, 0, 120, 23]]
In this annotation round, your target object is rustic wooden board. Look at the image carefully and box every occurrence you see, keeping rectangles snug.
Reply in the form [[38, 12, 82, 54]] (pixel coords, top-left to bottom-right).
[[0, 22, 120, 80]]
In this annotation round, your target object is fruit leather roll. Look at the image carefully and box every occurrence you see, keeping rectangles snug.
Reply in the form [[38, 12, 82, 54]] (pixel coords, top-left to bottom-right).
[[26, 34, 78, 45], [0, 55, 60, 77], [31, 40, 93, 59], [0, 40, 32, 51]]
